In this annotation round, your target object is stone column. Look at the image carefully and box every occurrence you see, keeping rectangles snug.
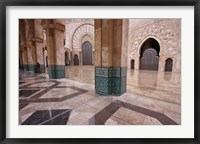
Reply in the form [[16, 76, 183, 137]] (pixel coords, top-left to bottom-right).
[[70, 51, 73, 66], [19, 50, 23, 69], [21, 50, 26, 70], [79, 51, 82, 66], [26, 20, 38, 73], [112, 19, 129, 95], [46, 20, 65, 79], [22, 46, 28, 71], [19, 43, 27, 71], [95, 19, 129, 96], [92, 50, 95, 65], [26, 45, 34, 72], [95, 20, 113, 95], [19, 20, 28, 71], [32, 20, 45, 73]]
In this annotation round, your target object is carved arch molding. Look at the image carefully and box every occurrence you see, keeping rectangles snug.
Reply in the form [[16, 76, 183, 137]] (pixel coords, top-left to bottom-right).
[[129, 19, 180, 58]]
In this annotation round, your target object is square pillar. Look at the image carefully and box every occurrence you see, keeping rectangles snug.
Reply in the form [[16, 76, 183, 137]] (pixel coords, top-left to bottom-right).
[[21, 47, 28, 71], [45, 19, 66, 79], [33, 19, 45, 73], [94, 19, 129, 96], [26, 46, 34, 72]]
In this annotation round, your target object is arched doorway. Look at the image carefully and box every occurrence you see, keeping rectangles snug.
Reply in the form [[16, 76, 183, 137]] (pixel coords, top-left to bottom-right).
[[140, 38, 160, 71], [82, 41, 92, 65], [73, 54, 79, 65], [131, 59, 135, 69], [165, 58, 173, 72]]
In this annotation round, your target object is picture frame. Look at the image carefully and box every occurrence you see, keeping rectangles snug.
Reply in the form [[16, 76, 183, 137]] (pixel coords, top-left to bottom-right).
[[0, 0, 200, 143]]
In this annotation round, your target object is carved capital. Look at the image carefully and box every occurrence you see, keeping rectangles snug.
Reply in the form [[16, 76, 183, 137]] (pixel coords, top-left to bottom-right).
[[32, 37, 43, 43], [24, 44, 31, 50], [48, 23, 65, 32], [54, 23, 65, 31]]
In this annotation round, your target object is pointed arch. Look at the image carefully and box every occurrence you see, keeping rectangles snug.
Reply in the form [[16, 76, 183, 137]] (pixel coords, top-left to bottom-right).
[[139, 38, 160, 71], [165, 58, 173, 72]]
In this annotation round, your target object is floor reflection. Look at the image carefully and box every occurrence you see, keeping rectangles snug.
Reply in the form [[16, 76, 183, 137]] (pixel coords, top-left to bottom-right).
[[66, 66, 181, 104], [19, 67, 181, 125]]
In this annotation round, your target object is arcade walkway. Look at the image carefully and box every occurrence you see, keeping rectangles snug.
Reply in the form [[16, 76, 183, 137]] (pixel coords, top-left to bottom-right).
[[19, 66, 181, 125]]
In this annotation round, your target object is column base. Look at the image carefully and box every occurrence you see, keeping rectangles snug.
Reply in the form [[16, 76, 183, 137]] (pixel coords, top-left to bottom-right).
[[22, 64, 28, 71], [95, 67, 127, 96], [24, 64, 35, 72], [48, 65, 65, 79], [112, 67, 127, 95], [95, 67, 113, 95], [40, 65, 45, 73]]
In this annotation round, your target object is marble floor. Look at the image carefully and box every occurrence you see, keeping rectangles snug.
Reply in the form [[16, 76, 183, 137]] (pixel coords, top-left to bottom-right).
[[19, 66, 181, 125]]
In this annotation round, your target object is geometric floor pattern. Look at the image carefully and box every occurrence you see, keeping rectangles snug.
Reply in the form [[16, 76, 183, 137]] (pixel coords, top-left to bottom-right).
[[19, 89, 41, 97], [22, 109, 72, 125], [19, 66, 181, 125], [89, 100, 177, 125]]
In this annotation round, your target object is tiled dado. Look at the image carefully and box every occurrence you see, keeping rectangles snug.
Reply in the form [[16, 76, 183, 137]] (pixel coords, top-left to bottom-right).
[[23, 64, 29, 71], [22, 64, 45, 73], [48, 65, 65, 79], [95, 67, 112, 95], [28, 64, 35, 72], [95, 67, 127, 96], [112, 67, 127, 95], [40, 65, 45, 73]]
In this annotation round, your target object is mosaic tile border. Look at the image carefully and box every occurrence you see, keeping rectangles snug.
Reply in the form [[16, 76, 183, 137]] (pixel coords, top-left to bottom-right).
[[48, 65, 65, 79], [95, 67, 113, 77], [22, 64, 45, 73], [95, 76, 112, 95], [28, 64, 36, 72], [23, 64, 29, 71], [95, 67, 127, 96], [39, 64, 45, 73]]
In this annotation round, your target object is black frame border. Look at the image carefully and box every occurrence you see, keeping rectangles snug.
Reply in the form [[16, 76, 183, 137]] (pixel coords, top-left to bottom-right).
[[0, 0, 200, 144]]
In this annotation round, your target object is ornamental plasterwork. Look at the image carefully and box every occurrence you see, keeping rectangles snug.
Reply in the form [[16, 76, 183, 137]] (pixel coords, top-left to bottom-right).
[[72, 24, 94, 50], [129, 19, 180, 58]]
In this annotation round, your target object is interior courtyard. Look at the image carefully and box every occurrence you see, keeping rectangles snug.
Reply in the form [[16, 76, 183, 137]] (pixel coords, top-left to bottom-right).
[[19, 19, 181, 125]]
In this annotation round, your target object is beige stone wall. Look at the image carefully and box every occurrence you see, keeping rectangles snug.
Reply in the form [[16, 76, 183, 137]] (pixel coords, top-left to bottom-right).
[[128, 19, 181, 72]]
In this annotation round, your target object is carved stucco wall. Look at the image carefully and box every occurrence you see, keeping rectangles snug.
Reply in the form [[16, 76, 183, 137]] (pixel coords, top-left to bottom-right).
[[64, 19, 94, 65], [20, 19, 181, 72], [128, 19, 181, 72], [64, 19, 94, 50]]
